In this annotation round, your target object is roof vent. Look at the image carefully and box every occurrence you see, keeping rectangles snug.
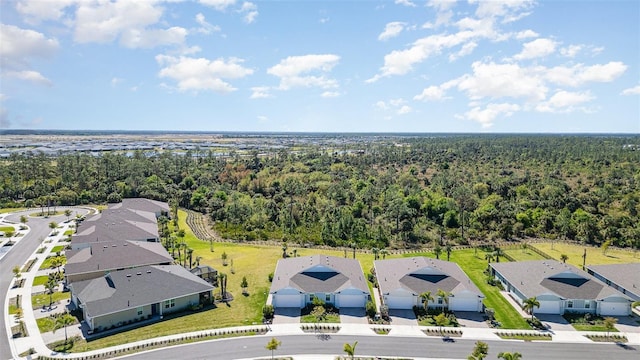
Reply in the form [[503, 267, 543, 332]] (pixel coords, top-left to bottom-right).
[[126, 274, 132, 277], [137, 272, 142, 275], [147, 270, 151, 273]]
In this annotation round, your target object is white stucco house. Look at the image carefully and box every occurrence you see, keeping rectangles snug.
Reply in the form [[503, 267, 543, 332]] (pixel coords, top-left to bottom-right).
[[374, 257, 484, 312], [269, 255, 370, 309]]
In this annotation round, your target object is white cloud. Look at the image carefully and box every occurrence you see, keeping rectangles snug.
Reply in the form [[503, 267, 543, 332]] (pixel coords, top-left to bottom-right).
[[378, 22, 406, 41], [463, 103, 520, 128], [449, 41, 477, 61], [621, 86, 640, 95], [268, 54, 340, 90], [240, 2, 258, 23], [457, 61, 548, 101], [395, 0, 416, 7], [513, 38, 557, 60], [156, 55, 253, 93], [4, 70, 52, 86], [195, 13, 221, 34], [397, 105, 412, 115], [515, 29, 539, 39], [0, 24, 59, 70], [199, 0, 236, 11], [250, 86, 272, 99], [16, 0, 75, 23], [560, 44, 583, 58], [321, 91, 340, 98], [120, 27, 187, 48], [544, 62, 627, 87], [257, 115, 268, 123], [414, 85, 448, 101], [375, 98, 411, 115], [111, 77, 124, 87], [536, 90, 594, 113], [474, 0, 534, 21]]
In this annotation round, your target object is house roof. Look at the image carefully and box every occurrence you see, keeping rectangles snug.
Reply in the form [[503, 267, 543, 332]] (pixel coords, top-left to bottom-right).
[[587, 263, 640, 297], [374, 257, 483, 297], [109, 198, 170, 216], [71, 218, 159, 245], [65, 241, 173, 277], [269, 255, 368, 294], [491, 260, 629, 301], [85, 208, 158, 225], [70, 265, 213, 318]]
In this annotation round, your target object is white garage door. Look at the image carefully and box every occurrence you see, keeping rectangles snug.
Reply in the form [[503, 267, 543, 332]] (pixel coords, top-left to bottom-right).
[[274, 295, 302, 308], [385, 296, 415, 309], [451, 297, 478, 312], [599, 302, 629, 316], [536, 300, 560, 314], [338, 294, 365, 308]]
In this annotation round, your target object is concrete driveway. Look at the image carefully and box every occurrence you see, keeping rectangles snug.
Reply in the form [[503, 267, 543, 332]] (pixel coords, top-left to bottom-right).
[[455, 311, 489, 328], [340, 307, 368, 324], [389, 309, 417, 325], [272, 307, 301, 324], [614, 315, 640, 333], [536, 314, 575, 332]]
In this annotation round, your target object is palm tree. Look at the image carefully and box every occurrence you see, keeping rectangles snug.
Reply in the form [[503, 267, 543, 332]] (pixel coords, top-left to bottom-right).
[[19, 215, 28, 226], [265, 337, 281, 360], [493, 247, 504, 263], [45, 274, 58, 308], [445, 243, 452, 261], [12, 265, 21, 279], [49, 221, 58, 232], [420, 291, 434, 310], [522, 297, 540, 320], [51, 256, 65, 275], [484, 252, 494, 264], [497, 351, 522, 360], [380, 249, 389, 259], [560, 254, 568, 263], [437, 289, 450, 310], [53, 312, 76, 344], [372, 247, 380, 260], [343, 341, 358, 359], [434, 245, 442, 260], [64, 209, 72, 221]]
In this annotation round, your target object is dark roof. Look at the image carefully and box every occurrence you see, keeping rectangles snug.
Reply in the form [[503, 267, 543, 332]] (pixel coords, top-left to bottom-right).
[[84, 208, 158, 225], [587, 263, 640, 296], [270, 255, 368, 294], [375, 257, 483, 296], [71, 219, 159, 245], [70, 265, 213, 318], [190, 265, 218, 277], [491, 260, 628, 300], [109, 198, 170, 215], [65, 241, 173, 277]]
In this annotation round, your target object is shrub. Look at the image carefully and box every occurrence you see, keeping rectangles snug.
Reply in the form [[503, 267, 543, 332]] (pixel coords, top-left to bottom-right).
[[365, 301, 376, 319]]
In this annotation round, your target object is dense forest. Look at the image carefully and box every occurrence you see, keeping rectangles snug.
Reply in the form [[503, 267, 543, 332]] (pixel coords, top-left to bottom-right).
[[1, 135, 639, 250]]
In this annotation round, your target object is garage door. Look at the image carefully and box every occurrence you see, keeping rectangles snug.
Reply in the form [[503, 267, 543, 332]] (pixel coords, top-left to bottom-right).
[[385, 296, 415, 309], [536, 300, 560, 314], [274, 294, 302, 308], [338, 294, 365, 308], [451, 297, 478, 312], [599, 302, 629, 316]]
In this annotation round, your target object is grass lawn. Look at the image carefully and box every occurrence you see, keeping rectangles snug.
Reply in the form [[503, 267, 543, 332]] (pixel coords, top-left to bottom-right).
[[532, 242, 639, 267], [32, 291, 70, 308], [0, 226, 15, 232], [401, 250, 530, 329], [39, 255, 65, 270], [37, 317, 57, 333], [51, 245, 65, 254], [0, 208, 25, 214], [63, 230, 73, 236], [33, 275, 49, 286], [301, 313, 340, 323], [503, 249, 546, 262]]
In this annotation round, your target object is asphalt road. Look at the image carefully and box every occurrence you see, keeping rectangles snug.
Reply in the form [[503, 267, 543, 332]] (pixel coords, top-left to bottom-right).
[[124, 334, 638, 360], [0, 207, 90, 360]]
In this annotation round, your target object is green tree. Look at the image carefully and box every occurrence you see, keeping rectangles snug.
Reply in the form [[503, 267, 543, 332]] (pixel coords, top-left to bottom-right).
[[53, 312, 76, 344], [241, 276, 249, 295], [45, 273, 58, 308], [50, 256, 66, 275], [437, 289, 450, 310], [12, 265, 21, 279], [560, 254, 568, 263], [522, 297, 540, 320], [603, 316, 617, 338], [468, 340, 489, 360], [343, 341, 358, 359], [265, 337, 281, 360], [20, 215, 28, 226], [64, 209, 72, 221], [420, 291, 434, 310], [434, 312, 449, 335], [49, 221, 58, 231], [497, 352, 522, 360]]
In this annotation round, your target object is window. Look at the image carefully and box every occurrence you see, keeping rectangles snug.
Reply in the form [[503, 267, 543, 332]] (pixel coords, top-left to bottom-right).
[[585, 301, 590, 309], [164, 299, 175, 309], [567, 300, 573, 308], [438, 298, 443, 305], [137, 306, 143, 316], [309, 294, 315, 302], [326, 294, 331, 302]]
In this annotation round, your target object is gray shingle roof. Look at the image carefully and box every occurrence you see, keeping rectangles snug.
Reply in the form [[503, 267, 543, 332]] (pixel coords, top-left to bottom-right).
[[375, 257, 483, 296], [587, 263, 640, 297], [491, 260, 628, 300], [72, 219, 159, 245], [65, 241, 173, 277], [70, 265, 213, 318], [270, 255, 368, 294], [109, 198, 170, 215]]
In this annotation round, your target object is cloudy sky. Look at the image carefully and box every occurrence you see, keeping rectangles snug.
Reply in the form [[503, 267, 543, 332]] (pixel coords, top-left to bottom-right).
[[1, 0, 638, 133]]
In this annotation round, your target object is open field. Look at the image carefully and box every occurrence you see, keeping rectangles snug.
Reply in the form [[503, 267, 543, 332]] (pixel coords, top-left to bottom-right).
[[502, 248, 546, 262], [532, 242, 639, 267]]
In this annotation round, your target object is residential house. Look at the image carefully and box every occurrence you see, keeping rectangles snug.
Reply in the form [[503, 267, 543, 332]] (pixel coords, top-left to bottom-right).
[[374, 257, 484, 312], [65, 240, 173, 283], [587, 263, 640, 301], [269, 255, 370, 309], [69, 265, 213, 333], [491, 260, 632, 316], [109, 198, 170, 218]]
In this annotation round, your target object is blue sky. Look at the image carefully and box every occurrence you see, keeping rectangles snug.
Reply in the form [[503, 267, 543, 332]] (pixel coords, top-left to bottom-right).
[[1, 0, 638, 133]]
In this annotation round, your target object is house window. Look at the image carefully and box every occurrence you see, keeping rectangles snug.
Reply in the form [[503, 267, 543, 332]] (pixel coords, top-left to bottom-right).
[[309, 294, 315, 302], [137, 307, 143, 316], [438, 298, 443, 305], [585, 301, 590, 309], [326, 294, 331, 302], [164, 299, 175, 309], [567, 300, 573, 308]]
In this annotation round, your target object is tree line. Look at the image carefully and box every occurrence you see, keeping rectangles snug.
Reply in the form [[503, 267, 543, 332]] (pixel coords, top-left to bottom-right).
[[1, 135, 638, 250]]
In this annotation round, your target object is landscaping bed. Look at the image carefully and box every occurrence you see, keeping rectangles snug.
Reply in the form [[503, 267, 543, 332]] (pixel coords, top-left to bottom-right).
[[585, 334, 628, 343], [300, 324, 341, 333], [563, 313, 618, 332], [496, 331, 552, 341]]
